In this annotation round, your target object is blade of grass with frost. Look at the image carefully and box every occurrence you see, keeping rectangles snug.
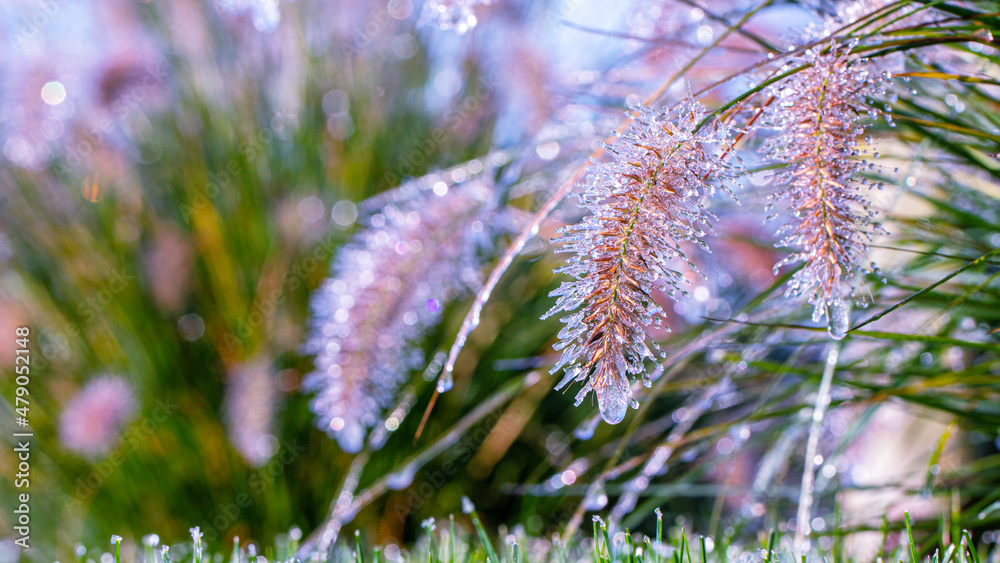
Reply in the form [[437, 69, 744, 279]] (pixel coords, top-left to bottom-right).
[[559, 316, 755, 543], [794, 342, 840, 555], [297, 373, 538, 558]]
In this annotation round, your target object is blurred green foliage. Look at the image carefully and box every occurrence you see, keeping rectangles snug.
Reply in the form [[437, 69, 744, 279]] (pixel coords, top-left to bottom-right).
[[1, 2, 999, 562]]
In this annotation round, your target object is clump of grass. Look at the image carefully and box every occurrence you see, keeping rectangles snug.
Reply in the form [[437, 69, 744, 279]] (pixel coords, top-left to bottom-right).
[[86, 511, 995, 563]]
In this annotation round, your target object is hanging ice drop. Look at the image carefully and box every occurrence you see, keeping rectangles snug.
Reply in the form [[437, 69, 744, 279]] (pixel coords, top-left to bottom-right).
[[596, 381, 628, 424], [827, 298, 850, 340]]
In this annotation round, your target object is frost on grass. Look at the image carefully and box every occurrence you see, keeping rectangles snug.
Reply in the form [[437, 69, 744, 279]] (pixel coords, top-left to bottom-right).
[[763, 43, 885, 339], [303, 177, 491, 453], [544, 101, 737, 424]]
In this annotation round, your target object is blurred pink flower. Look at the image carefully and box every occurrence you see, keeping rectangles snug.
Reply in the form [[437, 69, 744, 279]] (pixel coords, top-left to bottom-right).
[[59, 375, 138, 457], [223, 359, 279, 467]]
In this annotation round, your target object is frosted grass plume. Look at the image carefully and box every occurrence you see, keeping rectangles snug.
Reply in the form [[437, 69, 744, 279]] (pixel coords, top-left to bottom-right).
[[303, 177, 491, 453], [762, 43, 885, 339], [59, 375, 138, 457], [223, 359, 278, 467], [543, 100, 738, 424]]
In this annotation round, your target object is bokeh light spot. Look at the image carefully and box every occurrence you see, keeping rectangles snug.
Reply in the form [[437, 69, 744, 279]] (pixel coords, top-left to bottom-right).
[[41, 81, 67, 105]]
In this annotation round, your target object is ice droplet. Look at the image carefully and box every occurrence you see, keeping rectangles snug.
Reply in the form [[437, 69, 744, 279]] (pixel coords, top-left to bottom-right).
[[436, 370, 454, 393], [461, 496, 475, 514], [596, 383, 628, 424], [827, 299, 850, 340]]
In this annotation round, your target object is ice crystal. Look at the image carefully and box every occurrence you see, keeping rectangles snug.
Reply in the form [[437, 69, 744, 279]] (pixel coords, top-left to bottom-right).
[[544, 101, 737, 424], [303, 177, 491, 452], [762, 44, 884, 338]]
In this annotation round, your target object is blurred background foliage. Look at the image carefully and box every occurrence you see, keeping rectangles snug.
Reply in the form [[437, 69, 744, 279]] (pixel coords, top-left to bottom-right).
[[0, 1, 999, 562]]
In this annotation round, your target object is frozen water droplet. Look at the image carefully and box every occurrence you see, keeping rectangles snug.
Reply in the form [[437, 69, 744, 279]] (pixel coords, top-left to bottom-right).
[[111, 535, 123, 546], [629, 398, 639, 409], [437, 371, 454, 393], [596, 383, 628, 424], [827, 299, 850, 340], [641, 376, 652, 388], [461, 496, 475, 514]]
